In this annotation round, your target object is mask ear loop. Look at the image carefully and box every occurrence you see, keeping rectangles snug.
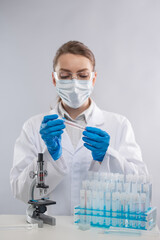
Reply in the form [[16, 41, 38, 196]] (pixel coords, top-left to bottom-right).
[[53, 72, 59, 81], [90, 72, 95, 81]]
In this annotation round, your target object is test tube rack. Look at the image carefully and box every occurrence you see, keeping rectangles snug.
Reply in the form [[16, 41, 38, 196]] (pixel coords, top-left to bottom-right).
[[74, 172, 157, 231], [74, 206, 157, 230]]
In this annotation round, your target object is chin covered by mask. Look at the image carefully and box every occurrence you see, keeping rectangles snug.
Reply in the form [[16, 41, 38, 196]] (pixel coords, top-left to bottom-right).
[[55, 78, 94, 108]]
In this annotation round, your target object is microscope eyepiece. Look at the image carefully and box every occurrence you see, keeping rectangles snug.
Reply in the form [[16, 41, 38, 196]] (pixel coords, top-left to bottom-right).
[[38, 153, 43, 162]]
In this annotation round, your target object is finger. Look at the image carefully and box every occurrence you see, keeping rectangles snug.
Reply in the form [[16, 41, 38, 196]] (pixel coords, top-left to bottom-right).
[[41, 130, 63, 138], [83, 137, 109, 151], [42, 114, 59, 123], [85, 126, 108, 137], [40, 119, 65, 131], [40, 123, 47, 130], [82, 137, 102, 149], [83, 131, 103, 142], [43, 135, 61, 142], [46, 119, 65, 127], [40, 124, 65, 134], [83, 143, 98, 152]]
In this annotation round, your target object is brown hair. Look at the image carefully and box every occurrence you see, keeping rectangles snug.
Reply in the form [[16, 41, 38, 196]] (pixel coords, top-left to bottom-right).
[[53, 41, 96, 71]]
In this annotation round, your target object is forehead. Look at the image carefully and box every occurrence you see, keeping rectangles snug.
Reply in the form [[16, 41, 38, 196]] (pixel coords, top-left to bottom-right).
[[55, 53, 93, 71]]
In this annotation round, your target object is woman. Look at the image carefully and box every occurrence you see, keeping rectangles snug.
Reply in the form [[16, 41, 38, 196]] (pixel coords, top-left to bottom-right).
[[10, 41, 148, 215]]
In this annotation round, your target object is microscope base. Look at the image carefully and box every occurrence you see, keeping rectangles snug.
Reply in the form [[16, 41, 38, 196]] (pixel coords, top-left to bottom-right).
[[26, 211, 56, 228], [26, 199, 56, 228]]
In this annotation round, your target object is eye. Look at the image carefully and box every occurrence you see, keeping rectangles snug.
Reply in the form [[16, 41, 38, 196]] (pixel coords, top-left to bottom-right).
[[78, 72, 90, 80], [59, 72, 71, 79], [60, 75, 70, 79]]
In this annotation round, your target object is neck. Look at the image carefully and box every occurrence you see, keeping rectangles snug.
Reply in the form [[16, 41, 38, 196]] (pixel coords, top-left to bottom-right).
[[62, 98, 91, 119]]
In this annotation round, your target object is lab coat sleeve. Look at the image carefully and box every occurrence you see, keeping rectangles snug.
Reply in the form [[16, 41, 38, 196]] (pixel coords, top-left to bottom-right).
[[89, 118, 148, 175], [10, 120, 69, 204]]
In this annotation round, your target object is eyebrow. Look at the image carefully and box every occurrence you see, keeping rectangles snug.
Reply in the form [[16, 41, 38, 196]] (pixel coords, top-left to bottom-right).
[[59, 68, 90, 73]]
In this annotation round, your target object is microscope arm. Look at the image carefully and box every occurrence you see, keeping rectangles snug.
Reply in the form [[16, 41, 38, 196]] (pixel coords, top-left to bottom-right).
[[29, 178, 36, 200]]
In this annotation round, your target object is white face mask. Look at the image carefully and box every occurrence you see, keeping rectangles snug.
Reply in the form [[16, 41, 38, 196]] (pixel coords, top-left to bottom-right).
[[54, 74, 94, 108]]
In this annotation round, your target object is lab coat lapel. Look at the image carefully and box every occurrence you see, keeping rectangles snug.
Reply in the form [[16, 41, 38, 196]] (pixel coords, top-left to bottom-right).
[[61, 129, 75, 154], [75, 104, 105, 152], [87, 104, 105, 127]]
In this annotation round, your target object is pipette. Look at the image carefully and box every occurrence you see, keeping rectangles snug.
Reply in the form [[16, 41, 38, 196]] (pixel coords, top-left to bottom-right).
[[64, 119, 85, 131], [0, 224, 38, 231]]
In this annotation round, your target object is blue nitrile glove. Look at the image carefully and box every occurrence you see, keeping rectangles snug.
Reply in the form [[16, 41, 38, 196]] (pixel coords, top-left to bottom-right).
[[40, 114, 65, 160], [82, 127, 110, 162]]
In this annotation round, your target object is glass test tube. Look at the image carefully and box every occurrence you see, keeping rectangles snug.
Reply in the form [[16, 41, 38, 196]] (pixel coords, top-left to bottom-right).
[[64, 119, 85, 130]]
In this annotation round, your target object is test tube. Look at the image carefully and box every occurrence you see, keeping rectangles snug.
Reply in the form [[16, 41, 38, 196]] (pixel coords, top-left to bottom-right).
[[105, 192, 111, 217], [120, 193, 126, 227], [86, 190, 92, 213], [117, 182, 123, 193], [109, 182, 115, 193], [125, 174, 132, 193], [116, 192, 121, 226], [124, 194, 130, 228], [87, 171, 93, 181], [129, 193, 135, 228], [86, 190, 92, 224], [135, 193, 140, 228], [129, 193, 139, 228], [80, 189, 86, 213], [99, 172, 106, 182], [99, 191, 104, 215], [140, 193, 147, 213], [105, 192, 111, 228], [80, 189, 86, 224], [92, 191, 98, 225], [131, 175, 138, 194], [112, 192, 118, 227], [98, 191, 104, 226], [93, 172, 99, 181], [64, 119, 85, 130], [139, 193, 147, 229], [137, 175, 144, 194], [143, 183, 150, 211], [118, 174, 124, 190]]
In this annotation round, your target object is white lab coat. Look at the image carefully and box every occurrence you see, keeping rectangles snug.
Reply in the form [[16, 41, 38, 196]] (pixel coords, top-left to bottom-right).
[[10, 103, 148, 215]]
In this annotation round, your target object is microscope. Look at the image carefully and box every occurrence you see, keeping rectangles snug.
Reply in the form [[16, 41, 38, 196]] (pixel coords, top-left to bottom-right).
[[26, 153, 56, 228]]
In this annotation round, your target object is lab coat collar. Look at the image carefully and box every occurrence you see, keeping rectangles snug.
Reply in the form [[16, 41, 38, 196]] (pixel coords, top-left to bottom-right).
[[88, 101, 105, 126], [49, 100, 105, 125], [49, 101, 105, 154], [57, 98, 94, 124]]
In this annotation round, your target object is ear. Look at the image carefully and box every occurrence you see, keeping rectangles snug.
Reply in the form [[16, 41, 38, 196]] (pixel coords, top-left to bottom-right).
[[52, 72, 56, 86], [92, 72, 97, 87]]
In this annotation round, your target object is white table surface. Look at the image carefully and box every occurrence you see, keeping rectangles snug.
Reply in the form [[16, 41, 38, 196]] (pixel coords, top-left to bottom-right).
[[0, 215, 160, 240]]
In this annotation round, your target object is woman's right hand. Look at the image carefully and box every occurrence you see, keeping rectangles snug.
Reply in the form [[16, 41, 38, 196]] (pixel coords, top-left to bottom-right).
[[40, 114, 65, 160]]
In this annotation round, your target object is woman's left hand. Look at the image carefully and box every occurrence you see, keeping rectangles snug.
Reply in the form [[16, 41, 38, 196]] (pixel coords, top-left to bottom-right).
[[82, 126, 110, 162]]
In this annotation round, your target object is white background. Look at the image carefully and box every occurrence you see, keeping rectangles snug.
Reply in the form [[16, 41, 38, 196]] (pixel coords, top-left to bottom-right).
[[0, 0, 160, 227]]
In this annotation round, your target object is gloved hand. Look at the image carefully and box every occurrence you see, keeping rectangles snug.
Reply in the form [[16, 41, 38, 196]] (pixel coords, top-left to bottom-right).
[[82, 127, 110, 162], [40, 114, 65, 161]]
